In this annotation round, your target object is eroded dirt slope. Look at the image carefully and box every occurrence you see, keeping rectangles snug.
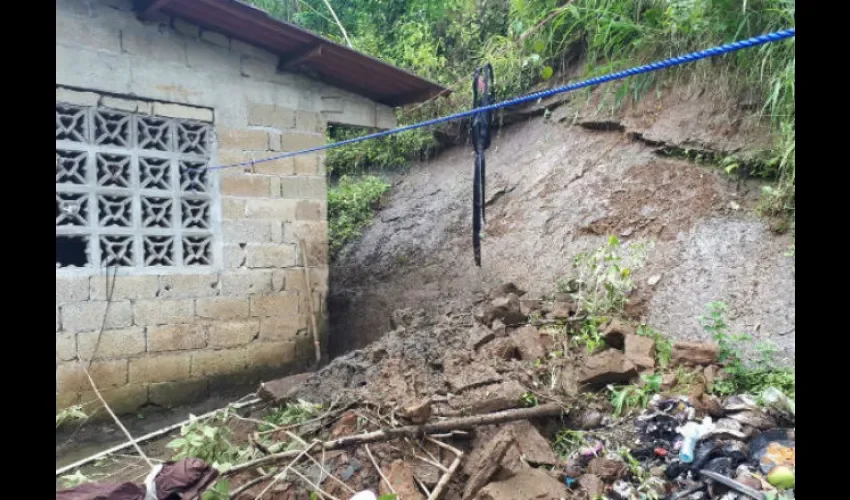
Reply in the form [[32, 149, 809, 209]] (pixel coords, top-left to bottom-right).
[[328, 88, 795, 363]]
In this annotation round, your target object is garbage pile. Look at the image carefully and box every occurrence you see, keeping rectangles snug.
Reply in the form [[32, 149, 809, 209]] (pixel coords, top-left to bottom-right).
[[559, 390, 795, 500]]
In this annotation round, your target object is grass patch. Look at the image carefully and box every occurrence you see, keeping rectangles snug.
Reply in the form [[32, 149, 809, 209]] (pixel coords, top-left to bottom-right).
[[699, 301, 795, 398]]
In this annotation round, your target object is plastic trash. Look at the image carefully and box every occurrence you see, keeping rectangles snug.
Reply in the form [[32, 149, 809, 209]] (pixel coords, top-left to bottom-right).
[[677, 417, 714, 463], [762, 387, 795, 417], [350, 491, 378, 500]]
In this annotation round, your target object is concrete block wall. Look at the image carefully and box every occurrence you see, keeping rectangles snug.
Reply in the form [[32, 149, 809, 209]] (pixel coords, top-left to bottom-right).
[[56, 0, 389, 415]]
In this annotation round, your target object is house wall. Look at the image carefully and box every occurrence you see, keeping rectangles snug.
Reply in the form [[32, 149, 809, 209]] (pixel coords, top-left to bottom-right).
[[56, 0, 395, 415]]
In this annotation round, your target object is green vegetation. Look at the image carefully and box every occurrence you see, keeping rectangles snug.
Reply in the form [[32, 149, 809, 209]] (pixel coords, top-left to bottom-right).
[[636, 323, 672, 367], [607, 373, 662, 416], [244, 0, 795, 257], [699, 301, 795, 398], [327, 175, 391, 260]]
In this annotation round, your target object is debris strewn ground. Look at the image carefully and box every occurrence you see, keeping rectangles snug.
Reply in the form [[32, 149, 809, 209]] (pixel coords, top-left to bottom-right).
[[57, 277, 795, 500]]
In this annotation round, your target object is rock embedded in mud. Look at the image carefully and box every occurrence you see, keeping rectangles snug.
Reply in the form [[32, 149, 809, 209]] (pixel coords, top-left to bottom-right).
[[463, 427, 519, 499], [546, 300, 577, 320], [578, 349, 639, 388], [330, 411, 359, 439], [468, 323, 496, 351], [602, 320, 636, 349], [481, 337, 520, 361], [485, 293, 526, 327], [578, 474, 605, 498], [444, 355, 504, 393], [511, 325, 547, 361], [588, 458, 628, 482], [671, 341, 719, 366], [507, 420, 559, 467], [378, 460, 425, 500], [474, 467, 570, 500], [624, 334, 656, 368], [257, 372, 312, 403], [401, 397, 432, 424], [450, 380, 527, 414], [519, 298, 544, 316], [490, 319, 507, 337], [489, 282, 527, 299]]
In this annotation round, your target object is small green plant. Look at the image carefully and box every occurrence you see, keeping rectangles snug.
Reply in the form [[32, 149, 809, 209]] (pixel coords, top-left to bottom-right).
[[553, 428, 586, 458], [572, 317, 607, 353], [56, 405, 88, 428], [262, 400, 322, 431], [58, 470, 93, 489], [378, 495, 398, 500], [520, 391, 539, 407], [699, 301, 795, 398], [636, 324, 672, 368], [201, 479, 230, 500], [167, 415, 249, 471], [570, 236, 650, 316], [608, 373, 662, 417]]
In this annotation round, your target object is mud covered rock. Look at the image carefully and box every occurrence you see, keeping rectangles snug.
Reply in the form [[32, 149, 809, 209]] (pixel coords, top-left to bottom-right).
[[400, 397, 432, 424], [474, 467, 569, 500], [468, 324, 496, 351], [481, 338, 520, 361], [511, 325, 547, 361], [378, 460, 425, 500], [588, 458, 627, 481], [579, 474, 604, 498], [547, 300, 577, 320], [672, 341, 719, 365], [257, 373, 312, 403], [489, 282, 526, 299], [624, 334, 655, 369], [445, 354, 503, 392], [477, 293, 526, 327], [602, 319, 636, 349], [463, 427, 519, 499], [579, 349, 638, 388], [450, 380, 527, 414]]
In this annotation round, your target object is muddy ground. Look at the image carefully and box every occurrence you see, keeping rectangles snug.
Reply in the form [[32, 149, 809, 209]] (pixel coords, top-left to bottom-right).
[[328, 84, 795, 364]]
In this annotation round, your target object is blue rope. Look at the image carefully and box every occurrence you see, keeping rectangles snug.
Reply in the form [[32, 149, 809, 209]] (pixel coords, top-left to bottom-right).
[[209, 28, 795, 172]]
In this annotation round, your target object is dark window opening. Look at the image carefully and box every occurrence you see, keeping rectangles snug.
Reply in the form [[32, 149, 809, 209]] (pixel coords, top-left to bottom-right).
[[57, 235, 89, 268]]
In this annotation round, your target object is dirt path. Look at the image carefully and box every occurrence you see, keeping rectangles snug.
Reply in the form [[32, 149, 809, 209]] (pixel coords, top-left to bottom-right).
[[328, 94, 795, 364]]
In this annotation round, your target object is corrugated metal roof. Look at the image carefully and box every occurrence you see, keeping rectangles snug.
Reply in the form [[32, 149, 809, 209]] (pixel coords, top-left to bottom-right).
[[137, 0, 449, 107]]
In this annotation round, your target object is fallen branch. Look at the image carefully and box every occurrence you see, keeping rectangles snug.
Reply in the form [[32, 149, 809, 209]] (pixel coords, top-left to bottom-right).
[[226, 403, 564, 475], [426, 438, 463, 500], [365, 444, 395, 495]]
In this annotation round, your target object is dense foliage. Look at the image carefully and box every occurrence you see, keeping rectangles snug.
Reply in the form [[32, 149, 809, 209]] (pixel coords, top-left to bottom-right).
[[247, 0, 795, 255]]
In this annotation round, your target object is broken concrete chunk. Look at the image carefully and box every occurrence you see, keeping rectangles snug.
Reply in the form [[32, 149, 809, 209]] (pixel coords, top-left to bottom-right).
[[378, 460, 425, 500], [511, 325, 547, 361], [468, 323, 496, 351], [624, 334, 656, 368], [671, 341, 719, 365], [546, 300, 577, 320], [579, 349, 638, 388], [474, 467, 569, 500], [587, 457, 627, 481], [401, 397, 432, 424], [489, 282, 526, 299], [257, 372, 312, 402], [602, 319, 636, 349]]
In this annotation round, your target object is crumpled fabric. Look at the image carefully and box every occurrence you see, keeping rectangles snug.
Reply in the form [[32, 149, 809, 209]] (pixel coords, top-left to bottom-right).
[[57, 458, 219, 500]]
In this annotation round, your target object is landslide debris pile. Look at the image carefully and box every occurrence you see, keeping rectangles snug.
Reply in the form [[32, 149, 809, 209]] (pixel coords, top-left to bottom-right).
[[241, 282, 795, 500]]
